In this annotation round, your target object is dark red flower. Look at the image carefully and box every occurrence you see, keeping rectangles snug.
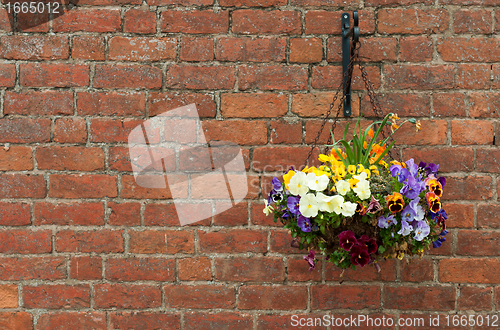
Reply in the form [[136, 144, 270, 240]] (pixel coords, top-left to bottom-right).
[[358, 235, 378, 254], [339, 230, 357, 251], [350, 245, 370, 267]]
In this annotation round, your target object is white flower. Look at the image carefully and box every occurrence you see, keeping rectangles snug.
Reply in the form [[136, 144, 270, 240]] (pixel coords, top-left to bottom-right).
[[288, 171, 309, 196], [263, 199, 274, 216], [331, 195, 345, 215], [353, 180, 371, 200], [306, 173, 329, 192], [316, 192, 335, 213], [299, 193, 319, 218], [353, 171, 368, 181], [340, 201, 357, 217], [335, 180, 351, 196], [415, 204, 425, 221]]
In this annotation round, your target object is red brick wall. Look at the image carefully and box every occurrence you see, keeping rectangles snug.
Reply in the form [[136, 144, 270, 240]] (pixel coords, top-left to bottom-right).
[[0, 0, 499, 329]]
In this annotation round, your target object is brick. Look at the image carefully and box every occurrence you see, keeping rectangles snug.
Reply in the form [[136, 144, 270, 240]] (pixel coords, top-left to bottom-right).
[[312, 285, 380, 309], [477, 148, 500, 172], [213, 201, 248, 226], [184, 312, 252, 330], [215, 257, 284, 282], [0, 9, 12, 32], [37, 312, 106, 330], [94, 284, 161, 309], [453, 9, 492, 34], [0, 285, 17, 308], [120, 174, 188, 199], [270, 229, 307, 254], [108, 147, 133, 172], [0, 229, 50, 254], [0, 63, 15, 87], [253, 146, 314, 172], [143, 204, 181, 227], [199, 229, 267, 253], [1, 35, 68, 60], [0, 174, 46, 198], [250, 201, 283, 226], [94, 64, 162, 89], [129, 229, 194, 254], [400, 258, 434, 282], [0, 118, 50, 143], [270, 120, 302, 144], [458, 286, 492, 311], [35, 202, 104, 226], [239, 285, 306, 310], [201, 120, 267, 145], [439, 258, 500, 283], [89, 118, 144, 143], [378, 8, 448, 34], [0, 202, 31, 226], [366, 0, 431, 4], [288, 256, 322, 282], [433, 93, 467, 117], [106, 258, 175, 282], [149, 0, 212, 4], [304, 119, 364, 145], [441, 203, 474, 228], [257, 313, 334, 330], [361, 93, 430, 117], [0, 257, 66, 280], [456, 64, 491, 89], [5, 90, 73, 116], [108, 202, 141, 226], [124, 9, 156, 34], [20, 63, 89, 87], [53, 9, 120, 32], [110, 312, 180, 330], [77, 0, 141, 4], [161, 10, 228, 34], [325, 258, 397, 282], [179, 257, 212, 281], [402, 147, 473, 173], [428, 230, 453, 256], [384, 285, 454, 310], [384, 65, 454, 90], [306, 10, 375, 35], [16, 10, 48, 32], [457, 230, 500, 256], [232, 10, 300, 35], [216, 37, 285, 62], [221, 93, 287, 118], [221, 0, 284, 5], [0, 146, 32, 171], [72, 36, 105, 60], [451, 119, 494, 145], [180, 37, 213, 62], [69, 256, 102, 280], [109, 37, 176, 62], [392, 120, 447, 145], [328, 36, 397, 62], [49, 174, 117, 199], [56, 229, 124, 253], [37, 146, 104, 172], [437, 37, 500, 62], [164, 284, 235, 308], [54, 118, 87, 144], [148, 92, 216, 118], [0, 312, 32, 330], [442, 176, 492, 201], [23, 285, 90, 309], [290, 38, 323, 63], [293, 92, 360, 117], [399, 36, 433, 62], [479, 204, 500, 228], [78, 91, 145, 116], [239, 65, 308, 91], [312, 65, 381, 90], [470, 92, 500, 118], [166, 65, 235, 90]]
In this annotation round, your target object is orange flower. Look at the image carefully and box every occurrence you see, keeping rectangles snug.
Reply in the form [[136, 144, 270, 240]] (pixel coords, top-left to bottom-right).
[[427, 179, 443, 198], [370, 143, 386, 157], [368, 129, 374, 139], [385, 192, 405, 213], [426, 192, 441, 213]]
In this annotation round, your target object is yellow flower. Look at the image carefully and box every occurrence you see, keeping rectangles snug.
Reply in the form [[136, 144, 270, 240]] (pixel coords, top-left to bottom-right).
[[390, 113, 400, 121], [348, 165, 356, 175], [397, 252, 404, 260], [348, 178, 359, 189], [415, 120, 422, 132], [391, 123, 399, 133], [363, 169, 371, 178], [283, 170, 295, 190], [357, 164, 365, 174], [335, 165, 346, 179], [318, 154, 330, 163], [369, 165, 379, 175]]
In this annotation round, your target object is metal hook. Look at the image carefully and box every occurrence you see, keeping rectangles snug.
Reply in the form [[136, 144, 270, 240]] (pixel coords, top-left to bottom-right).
[[342, 10, 359, 117]]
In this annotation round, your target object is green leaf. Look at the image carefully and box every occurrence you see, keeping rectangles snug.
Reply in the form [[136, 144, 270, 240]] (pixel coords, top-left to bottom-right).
[[378, 246, 386, 254], [291, 231, 297, 238], [320, 225, 326, 235], [343, 122, 350, 140]]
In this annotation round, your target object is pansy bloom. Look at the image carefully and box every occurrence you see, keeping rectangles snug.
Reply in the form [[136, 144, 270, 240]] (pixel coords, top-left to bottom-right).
[[378, 214, 397, 228], [303, 250, 316, 271], [339, 230, 357, 251], [358, 235, 378, 254], [297, 215, 312, 232], [426, 179, 443, 198], [385, 192, 405, 213], [425, 192, 441, 213], [350, 245, 370, 267]]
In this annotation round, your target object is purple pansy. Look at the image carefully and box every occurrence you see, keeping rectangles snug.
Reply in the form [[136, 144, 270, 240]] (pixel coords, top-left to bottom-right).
[[413, 221, 430, 241], [303, 250, 316, 271], [272, 177, 283, 192], [287, 196, 301, 215], [405, 158, 419, 177], [358, 235, 378, 254], [377, 214, 397, 229], [338, 230, 357, 251], [398, 220, 413, 236], [400, 175, 425, 199], [390, 164, 410, 183], [350, 245, 370, 267], [401, 204, 417, 223], [297, 215, 311, 232]]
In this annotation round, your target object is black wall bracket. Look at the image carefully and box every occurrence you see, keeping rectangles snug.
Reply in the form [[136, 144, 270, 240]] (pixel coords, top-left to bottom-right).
[[342, 11, 359, 117]]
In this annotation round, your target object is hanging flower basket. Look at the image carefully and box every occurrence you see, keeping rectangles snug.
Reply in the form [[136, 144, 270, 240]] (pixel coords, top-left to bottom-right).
[[263, 114, 448, 272]]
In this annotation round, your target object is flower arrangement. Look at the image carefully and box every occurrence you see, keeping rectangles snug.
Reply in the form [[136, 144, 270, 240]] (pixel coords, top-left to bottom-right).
[[264, 114, 448, 272]]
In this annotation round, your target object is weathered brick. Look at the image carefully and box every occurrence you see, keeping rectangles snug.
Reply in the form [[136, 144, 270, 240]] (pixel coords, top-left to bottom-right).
[[20, 63, 89, 87], [213, 201, 248, 226], [384, 65, 454, 90], [392, 120, 448, 145], [94, 64, 162, 89], [442, 176, 492, 201], [290, 38, 323, 63], [384, 286, 455, 310], [69, 256, 102, 280], [181, 37, 214, 62], [161, 10, 228, 34], [437, 37, 500, 62], [270, 229, 307, 254], [94, 284, 161, 309], [49, 174, 117, 199], [17, 10, 48, 32], [23, 285, 90, 309], [453, 9, 492, 34], [110, 312, 180, 330], [77, 0, 141, 4], [0, 174, 46, 198], [312, 285, 381, 309], [458, 286, 492, 311], [53, 9, 121, 32], [0, 257, 66, 280], [78, 91, 145, 116], [106, 258, 175, 282], [0, 202, 31, 226], [0, 9, 12, 32], [179, 257, 212, 281], [457, 230, 500, 256], [456, 64, 491, 89], [451, 119, 494, 145], [37, 312, 106, 330], [378, 8, 449, 34], [399, 36, 433, 62], [164, 284, 235, 309], [0, 229, 50, 254], [166, 65, 235, 90], [124, 9, 156, 34], [325, 258, 397, 282], [129, 229, 194, 254], [239, 65, 308, 91], [148, 92, 216, 117], [288, 256, 322, 282], [216, 37, 285, 62], [149, 0, 212, 4], [202, 120, 267, 145], [470, 92, 500, 118], [441, 203, 474, 228], [0, 118, 50, 143], [199, 229, 266, 253], [238, 285, 307, 310], [312, 65, 381, 90], [0, 35, 68, 60], [5, 90, 73, 116], [361, 93, 429, 117], [305, 10, 375, 35], [0, 63, 15, 87], [0, 312, 32, 330], [250, 202, 283, 226], [293, 92, 360, 117], [479, 204, 500, 228], [439, 258, 500, 283], [108, 202, 141, 226], [252, 146, 312, 172], [184, 312, 252, 330], [0, 285, 18, 308], [232, 10, 301, 35], [120, 174, 188, 200], [0, 146, 33, 171], [215, 257, 284, 282], [221, 93, 287, 118], [365, 0, 432, 6], [89, 118, 145, 143], [433, 93, 467, 117], [402, 147, 473, 173], [72, 36, 105, 60], [37, 146, 104, 172], [270, 120, 302, 144], [400, 258, 434, 282], [54, 118, 87, 144], [35, 202, 104, 226], [56, 229, 124, 253], [221, 0, 284, 5], [109, 37, 177, 62]]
